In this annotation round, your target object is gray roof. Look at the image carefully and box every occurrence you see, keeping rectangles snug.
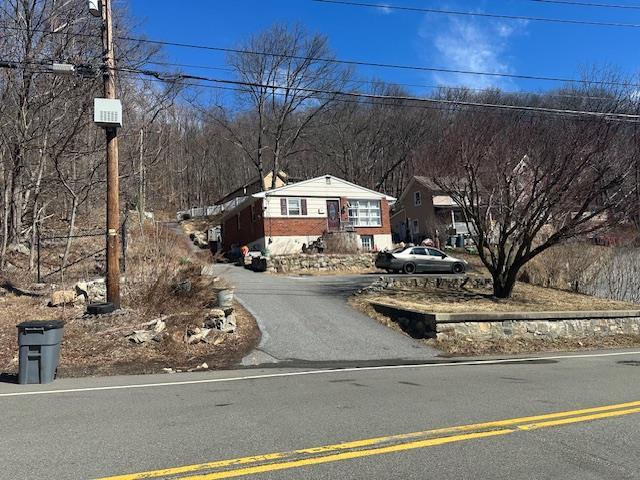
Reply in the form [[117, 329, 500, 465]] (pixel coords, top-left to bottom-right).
[[413, 176, 443, 192]]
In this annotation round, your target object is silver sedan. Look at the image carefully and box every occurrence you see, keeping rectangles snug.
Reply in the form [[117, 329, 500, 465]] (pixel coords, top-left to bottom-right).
[[375, 246, 468, 274]]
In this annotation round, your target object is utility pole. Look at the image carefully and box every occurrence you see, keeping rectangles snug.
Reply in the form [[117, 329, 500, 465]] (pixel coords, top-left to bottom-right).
[[100, 0, 120, 309]]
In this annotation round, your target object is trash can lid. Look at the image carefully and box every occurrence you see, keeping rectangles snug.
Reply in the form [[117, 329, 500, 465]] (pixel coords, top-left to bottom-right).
[[17, 320, 65, 330]]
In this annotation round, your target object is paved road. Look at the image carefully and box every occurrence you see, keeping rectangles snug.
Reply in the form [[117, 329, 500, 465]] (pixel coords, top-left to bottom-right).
[[1, 350, 640, 479], [213, 265, 440, 366]]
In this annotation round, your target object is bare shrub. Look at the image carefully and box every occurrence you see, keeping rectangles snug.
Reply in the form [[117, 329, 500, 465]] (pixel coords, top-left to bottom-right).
[[520, 243, 609, 292], [323, 231, 360, 254], [123, 222, 199, 311], [588, 248, 640, 303]]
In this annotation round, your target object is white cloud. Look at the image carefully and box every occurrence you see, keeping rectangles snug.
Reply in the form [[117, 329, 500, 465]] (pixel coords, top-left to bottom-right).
[[377, 4, 392, 15], [419, 15, 526, 90]]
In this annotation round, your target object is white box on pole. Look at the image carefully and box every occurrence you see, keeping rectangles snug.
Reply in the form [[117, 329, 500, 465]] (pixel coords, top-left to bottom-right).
[[94, 98, 122, 127]]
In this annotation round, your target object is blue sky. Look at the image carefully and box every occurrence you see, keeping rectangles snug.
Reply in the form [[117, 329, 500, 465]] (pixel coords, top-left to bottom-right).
[[128, 0, 639, 95]]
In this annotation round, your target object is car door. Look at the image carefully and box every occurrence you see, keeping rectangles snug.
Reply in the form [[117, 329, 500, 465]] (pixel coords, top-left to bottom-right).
[[410, 247, 429, 272], [427, 248, 446, 272]]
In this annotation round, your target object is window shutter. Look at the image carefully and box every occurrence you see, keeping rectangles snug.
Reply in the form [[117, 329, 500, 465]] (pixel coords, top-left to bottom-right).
[[280, 198, 287, 216], [301, 199, 307, 216]]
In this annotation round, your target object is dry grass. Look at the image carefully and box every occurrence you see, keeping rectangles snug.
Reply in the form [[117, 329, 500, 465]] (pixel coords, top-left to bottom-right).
[[429, 335, 640, 356], [0, 222, 260, 378], [350, 290, 640, 356], [361, 282, 638, 314]]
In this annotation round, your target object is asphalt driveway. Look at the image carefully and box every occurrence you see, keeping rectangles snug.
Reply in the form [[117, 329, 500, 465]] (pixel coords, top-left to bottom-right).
[[213, 265, 440, 366]]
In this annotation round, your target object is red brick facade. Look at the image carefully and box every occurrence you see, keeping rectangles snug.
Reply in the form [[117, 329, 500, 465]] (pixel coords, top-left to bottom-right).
[[223, 198, 391, 250], [222, 199, 265, 250]]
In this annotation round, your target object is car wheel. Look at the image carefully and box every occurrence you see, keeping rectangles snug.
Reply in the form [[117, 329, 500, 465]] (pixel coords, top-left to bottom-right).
[[403, 262, 416, 274], [452, 263, 465, 274]]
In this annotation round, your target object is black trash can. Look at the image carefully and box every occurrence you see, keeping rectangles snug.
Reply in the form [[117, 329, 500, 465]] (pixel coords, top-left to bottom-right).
[[17, 320, 65, 384]]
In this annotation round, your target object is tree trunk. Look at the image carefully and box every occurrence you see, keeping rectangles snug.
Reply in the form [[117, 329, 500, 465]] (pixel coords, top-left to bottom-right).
[[492, 269, 518, 298], [61, 196, 78, 272]]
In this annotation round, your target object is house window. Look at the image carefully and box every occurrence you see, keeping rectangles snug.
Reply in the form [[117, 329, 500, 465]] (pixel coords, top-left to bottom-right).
[[279, 198, 308, 216], [251, 204, 257, 222], [361, 235, 374, 252], [288, 198, 301, 215], [348, 200, 381, 227], [412, 219, 419, 234], [414, 191, 422, 207]]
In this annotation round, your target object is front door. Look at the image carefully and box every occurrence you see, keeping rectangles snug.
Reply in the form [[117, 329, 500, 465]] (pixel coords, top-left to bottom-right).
[[327, 200, 341, 231]]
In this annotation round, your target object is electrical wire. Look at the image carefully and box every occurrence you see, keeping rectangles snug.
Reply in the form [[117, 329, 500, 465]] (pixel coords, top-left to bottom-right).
[[312, 0, 640, 28], [116, 66, 640, 122], [122, 72, 640, 125], [1, 23, 638, 88], [5, 58, 626, 122], [526, 0, 640, 10], [135, 58, 622, 102]]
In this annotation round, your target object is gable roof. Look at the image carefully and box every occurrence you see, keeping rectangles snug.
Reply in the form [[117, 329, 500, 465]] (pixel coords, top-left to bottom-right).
[[252, 175, 396, 201], [396, 176, 444, 206], [414, 176, 442, 192]]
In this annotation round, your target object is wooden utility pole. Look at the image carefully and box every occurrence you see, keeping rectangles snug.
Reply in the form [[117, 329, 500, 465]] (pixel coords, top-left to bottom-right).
[[101, 0, 120, 309]]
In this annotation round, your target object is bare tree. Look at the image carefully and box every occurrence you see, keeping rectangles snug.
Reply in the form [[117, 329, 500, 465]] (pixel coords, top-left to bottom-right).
[[217, 23, 350, 186], [421, 88, 635, 298]]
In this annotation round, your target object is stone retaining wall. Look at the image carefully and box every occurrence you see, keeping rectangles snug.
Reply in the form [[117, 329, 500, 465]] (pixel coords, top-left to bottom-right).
[[266, 254, 376, 274], [370, 302, 640, 341], [359, 275, 493, 294]]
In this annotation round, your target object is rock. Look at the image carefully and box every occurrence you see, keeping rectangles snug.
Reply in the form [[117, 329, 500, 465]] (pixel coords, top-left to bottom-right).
[[200, 265, 217, 277], [192, 362, 208, 371], [74, 279, 106, 302], [204, 310, 236, 333], [173, 280, 192, 295], [127, 318, 166, 344], [185, 327, 212, 344], [7, 244, 29, 256], [49, 290, 78, 307], [162, 367, 175, 374]]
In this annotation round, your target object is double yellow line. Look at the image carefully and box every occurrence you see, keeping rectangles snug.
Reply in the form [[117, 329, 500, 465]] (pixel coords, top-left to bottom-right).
[[99, 399, 640, 480]]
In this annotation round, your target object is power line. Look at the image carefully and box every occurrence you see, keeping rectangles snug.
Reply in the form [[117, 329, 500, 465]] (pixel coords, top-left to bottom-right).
[[1, 51, 621, 103], [1, 23, 638, 88], [527, 0, 640, 10], [117, 65, 640, 122], [136, 59, 623, 102], [313, 0, 640, 28], [122, 72, 639, 125], [1, 57, 629, 121]]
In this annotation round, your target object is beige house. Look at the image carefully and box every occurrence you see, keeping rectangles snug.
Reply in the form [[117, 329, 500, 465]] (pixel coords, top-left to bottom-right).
[[391, 176, 470, 244]]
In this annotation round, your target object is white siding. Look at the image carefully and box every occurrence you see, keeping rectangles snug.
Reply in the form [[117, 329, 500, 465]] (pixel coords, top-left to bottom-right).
[[263, 177, 385, 200], [263, 195, 336, 218], [263, 234, 393, 255], [264, 236, 320, 255], [373, 234, 393, 251]]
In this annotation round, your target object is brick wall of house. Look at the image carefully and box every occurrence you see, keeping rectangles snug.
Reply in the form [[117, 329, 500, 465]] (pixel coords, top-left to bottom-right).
[[264, 217, 331, 237], [264, 199, 391, 237], [222, 199, 265, 250]]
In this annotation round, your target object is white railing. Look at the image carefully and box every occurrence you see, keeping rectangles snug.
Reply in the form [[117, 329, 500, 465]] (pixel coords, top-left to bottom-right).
[[176, 197, 247, 221], [176, 205, 222, 221]]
